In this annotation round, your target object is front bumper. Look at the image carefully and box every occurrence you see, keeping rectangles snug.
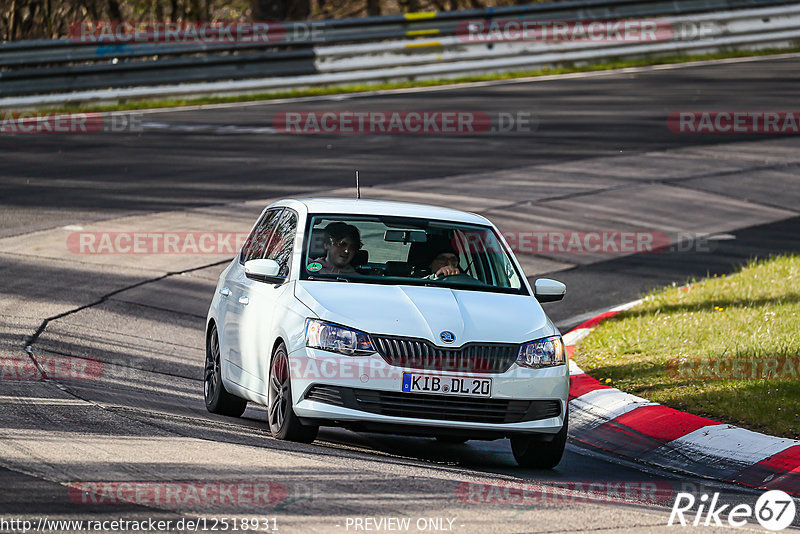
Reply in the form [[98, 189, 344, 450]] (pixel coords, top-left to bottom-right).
[[288, 346, 569, 435]]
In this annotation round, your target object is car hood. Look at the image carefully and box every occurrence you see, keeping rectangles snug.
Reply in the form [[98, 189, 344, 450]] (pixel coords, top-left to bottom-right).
[[295, 281, 555, 346]]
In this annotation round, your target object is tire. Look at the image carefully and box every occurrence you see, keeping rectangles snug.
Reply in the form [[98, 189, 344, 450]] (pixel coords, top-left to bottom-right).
[[510, 410, 568, 469], [204, 324, 247, 417], [268, 343, 318, 443]]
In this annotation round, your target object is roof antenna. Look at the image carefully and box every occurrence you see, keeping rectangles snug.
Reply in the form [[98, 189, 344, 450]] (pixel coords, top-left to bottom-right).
[[355, 170, 361, 199]]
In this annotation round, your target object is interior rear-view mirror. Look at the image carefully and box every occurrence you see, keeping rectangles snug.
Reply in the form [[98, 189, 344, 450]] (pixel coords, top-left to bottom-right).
[[384, 230, 428, 244]]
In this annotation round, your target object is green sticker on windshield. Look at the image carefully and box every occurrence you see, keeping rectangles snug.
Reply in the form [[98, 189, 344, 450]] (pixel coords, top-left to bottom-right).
[[307, 262, 323, 272]]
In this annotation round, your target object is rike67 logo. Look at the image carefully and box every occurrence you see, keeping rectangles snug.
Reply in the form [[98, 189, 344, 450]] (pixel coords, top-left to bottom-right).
[[668, 490, 797, 531]]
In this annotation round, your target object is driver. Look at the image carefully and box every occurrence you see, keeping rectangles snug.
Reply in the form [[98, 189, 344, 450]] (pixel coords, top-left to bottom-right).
[[428, 251, 461, 279], [314, 222, 362, 275]]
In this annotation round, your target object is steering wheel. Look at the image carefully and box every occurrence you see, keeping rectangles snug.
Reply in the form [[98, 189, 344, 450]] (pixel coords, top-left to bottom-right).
[[431, 271, 467, 281]]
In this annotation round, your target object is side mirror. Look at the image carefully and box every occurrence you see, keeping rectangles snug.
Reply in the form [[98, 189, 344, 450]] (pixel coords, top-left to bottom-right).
[[244, 259, 284, 284], [534, 278, 566, 303]]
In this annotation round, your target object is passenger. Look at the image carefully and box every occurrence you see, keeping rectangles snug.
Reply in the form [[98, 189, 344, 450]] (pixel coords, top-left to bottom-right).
[[313, 222, 362, 275]]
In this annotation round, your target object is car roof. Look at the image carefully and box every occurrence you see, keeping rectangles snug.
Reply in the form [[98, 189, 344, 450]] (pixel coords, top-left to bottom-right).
[[271, 198, 492, 226]]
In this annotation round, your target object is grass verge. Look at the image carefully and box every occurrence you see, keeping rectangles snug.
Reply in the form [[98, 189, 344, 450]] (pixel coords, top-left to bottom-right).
[[572, 255, 800, 439], [27, 46, 800, 114]]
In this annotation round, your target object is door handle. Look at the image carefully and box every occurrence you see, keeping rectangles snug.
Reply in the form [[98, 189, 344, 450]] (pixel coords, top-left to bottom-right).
[[219, 287, 231, 297], [238, 296, 249, 306]]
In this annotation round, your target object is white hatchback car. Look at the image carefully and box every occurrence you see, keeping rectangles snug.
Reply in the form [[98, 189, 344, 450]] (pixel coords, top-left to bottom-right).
[[205, 198, 569, 468]]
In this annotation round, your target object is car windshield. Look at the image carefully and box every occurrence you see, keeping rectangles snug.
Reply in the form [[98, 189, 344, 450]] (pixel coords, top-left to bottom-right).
[[301, 215, 526, 294]]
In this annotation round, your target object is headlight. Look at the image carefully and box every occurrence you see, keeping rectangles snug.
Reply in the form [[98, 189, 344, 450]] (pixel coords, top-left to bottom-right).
[[305, 319, 375, 356], [516, 336, 565, 368]]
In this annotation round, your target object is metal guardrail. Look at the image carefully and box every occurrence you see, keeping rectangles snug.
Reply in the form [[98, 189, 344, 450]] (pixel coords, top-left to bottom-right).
[[0, 0, 798, 107], [316, 5, 800, 72]]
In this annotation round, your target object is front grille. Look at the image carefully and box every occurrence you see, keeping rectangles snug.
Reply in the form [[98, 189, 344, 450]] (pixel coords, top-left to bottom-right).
[[371, 335, 519, 374], [304, 386, 561, 424]]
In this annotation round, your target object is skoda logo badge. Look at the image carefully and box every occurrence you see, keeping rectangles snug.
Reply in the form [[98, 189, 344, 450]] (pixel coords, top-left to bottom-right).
[[440, 331, 455, 344]]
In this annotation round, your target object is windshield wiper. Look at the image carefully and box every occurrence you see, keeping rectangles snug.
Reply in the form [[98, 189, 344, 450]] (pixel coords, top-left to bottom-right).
[[307, 275, 350, 283]]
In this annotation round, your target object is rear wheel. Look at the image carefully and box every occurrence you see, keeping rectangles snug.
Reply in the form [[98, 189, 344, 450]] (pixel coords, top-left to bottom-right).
[[510, 410, 568, 469], [268, 343, 318, 443], [204, 325, 247, 417]]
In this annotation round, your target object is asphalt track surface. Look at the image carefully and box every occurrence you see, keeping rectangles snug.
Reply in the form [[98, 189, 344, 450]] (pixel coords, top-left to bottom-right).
[[1, 54, 800, 532]]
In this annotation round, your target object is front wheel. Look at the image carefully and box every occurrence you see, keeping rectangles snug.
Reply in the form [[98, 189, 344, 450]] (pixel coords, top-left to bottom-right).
[[268, 343, 318, 443], [510, 410, 568, 469], [204, 325, 247, 417]]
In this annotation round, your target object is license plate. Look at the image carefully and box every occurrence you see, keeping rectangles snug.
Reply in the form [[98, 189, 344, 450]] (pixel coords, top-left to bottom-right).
[[402, 373, 491, 397]]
